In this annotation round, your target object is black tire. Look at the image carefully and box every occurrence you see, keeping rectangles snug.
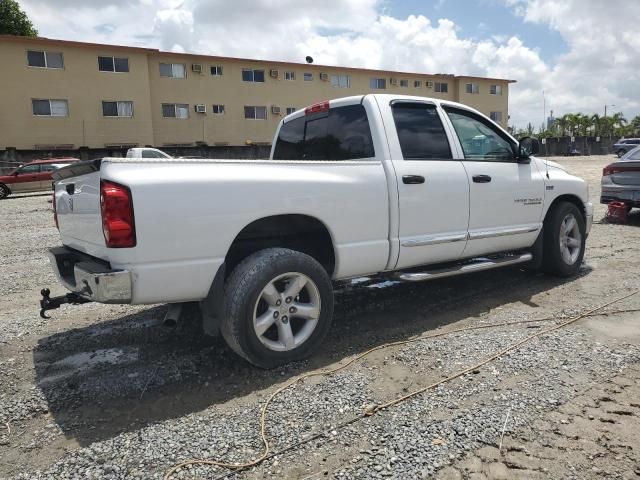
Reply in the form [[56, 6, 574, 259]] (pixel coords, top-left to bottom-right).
[[0, 184, 9, 199], [617, 150, 625, 158], [220, 248, 334, 368], [542, 201, 586, 277]]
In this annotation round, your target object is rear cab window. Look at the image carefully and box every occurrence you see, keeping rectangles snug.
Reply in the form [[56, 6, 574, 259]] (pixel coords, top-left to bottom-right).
[[272, 104, 375, 160]]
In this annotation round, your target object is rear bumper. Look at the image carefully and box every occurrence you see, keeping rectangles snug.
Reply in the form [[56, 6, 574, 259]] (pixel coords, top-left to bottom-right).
[[601, 186, 640, 207], [47, 246, 132, 303]]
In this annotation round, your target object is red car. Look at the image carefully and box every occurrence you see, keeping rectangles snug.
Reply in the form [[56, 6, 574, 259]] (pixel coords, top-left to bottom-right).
[[0, 158, 79, 199]]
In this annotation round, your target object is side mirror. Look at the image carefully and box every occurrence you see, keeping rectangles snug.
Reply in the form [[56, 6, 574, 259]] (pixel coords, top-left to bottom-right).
[[518, 136, 540, 161]]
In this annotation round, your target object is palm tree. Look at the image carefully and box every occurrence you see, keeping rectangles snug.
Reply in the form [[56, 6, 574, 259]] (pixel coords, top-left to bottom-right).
[[631, 115, 640, 136], [590, 114, 601, 136], [555, 115, 569, 136], [611, 112, 627, 136]]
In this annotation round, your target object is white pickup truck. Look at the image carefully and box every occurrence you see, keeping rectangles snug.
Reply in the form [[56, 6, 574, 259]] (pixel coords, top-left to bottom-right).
[[45, 94, 593, 368]]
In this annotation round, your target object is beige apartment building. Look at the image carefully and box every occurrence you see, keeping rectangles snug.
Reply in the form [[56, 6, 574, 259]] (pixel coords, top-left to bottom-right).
[[0, 35, 514, 151]]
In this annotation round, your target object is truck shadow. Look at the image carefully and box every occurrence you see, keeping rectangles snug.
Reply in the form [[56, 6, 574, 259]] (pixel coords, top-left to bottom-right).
[[33, 264, 591, 447]]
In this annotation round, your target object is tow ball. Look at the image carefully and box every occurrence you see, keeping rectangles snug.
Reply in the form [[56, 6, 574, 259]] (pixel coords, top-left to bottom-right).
[[39, 288, 91, 319]]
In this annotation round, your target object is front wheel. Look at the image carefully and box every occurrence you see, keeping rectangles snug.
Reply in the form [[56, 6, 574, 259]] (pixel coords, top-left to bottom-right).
[[542, 202, 586, 277], [220, 248, 334, 368], [617, 150, 625, 158], [0, 184, 9, 199]]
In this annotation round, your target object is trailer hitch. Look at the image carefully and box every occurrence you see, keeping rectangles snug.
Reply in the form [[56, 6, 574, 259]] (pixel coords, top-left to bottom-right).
[[39, 288, 91, 319]]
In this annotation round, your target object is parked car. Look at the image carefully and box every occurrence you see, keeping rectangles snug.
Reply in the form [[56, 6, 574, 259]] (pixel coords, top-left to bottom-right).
[[612, 138, 640, 157], [0, 158, 78, 199], [125, 147, 172, 159], [601, 145, 640, 208], [45, 94, 592, 368]]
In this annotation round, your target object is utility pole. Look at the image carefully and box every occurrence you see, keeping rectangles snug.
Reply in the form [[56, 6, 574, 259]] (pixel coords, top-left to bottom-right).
[[604, 104, 615, 118], [542, 90, 546, 130]]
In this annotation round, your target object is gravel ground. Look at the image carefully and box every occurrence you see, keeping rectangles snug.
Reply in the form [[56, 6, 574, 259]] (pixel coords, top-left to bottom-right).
[[1, 155, 639, 480]]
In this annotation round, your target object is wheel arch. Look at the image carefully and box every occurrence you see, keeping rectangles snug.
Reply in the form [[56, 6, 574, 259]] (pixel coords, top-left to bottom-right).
[[545, 194, 587, 222], [225, 214, 337, 278]]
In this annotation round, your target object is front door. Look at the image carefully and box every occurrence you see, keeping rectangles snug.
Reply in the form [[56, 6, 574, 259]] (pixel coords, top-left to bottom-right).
[[387, 101, 470, 269], [443, 106, 545, 258], [10, 164, 42, 193]]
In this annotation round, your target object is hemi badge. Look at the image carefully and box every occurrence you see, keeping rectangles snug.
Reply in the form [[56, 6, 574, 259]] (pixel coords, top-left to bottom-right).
[[546, 185, 554, 190]]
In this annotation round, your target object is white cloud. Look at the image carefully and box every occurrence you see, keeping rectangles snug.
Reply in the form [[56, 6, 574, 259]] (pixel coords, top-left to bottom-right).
[[17, 0, 640, 128]]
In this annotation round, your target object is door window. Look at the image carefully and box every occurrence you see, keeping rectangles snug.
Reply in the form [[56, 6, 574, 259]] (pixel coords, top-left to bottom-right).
[[16, 164, 41, 174], [391, 103, 452, 160], [444, 107, 516, 162]]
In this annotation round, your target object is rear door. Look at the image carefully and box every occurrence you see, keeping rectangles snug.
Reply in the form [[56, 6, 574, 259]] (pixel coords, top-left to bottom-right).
[[443, 106, 545, 257], [10, 164, 41, 193], [384, 100, 470, 269]]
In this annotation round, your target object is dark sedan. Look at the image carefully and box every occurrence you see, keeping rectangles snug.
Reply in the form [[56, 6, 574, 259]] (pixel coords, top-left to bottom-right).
[[613, 138, 640, 157], [601, 146, 640, 208]]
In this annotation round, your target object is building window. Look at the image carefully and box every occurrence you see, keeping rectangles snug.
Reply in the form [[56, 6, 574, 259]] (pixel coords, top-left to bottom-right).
[[212, 104, 225, 115], [435, 82, 448, 93], [303, 73, 313, 81], [32, 99, 68, 116], [414, 80, 422, 88], [465, 83, 479, 94], [244, 106, 267, 120], [490, 84, 503, 95], [242, 69, 265, 82], [27, 50, 64, 69], [159, 63, 186, 78], [286, 107, 296, 115], [490, 111, 503, 122], [330, 74, 351, 88], [399, 79, 409, 88], [370, 78, 386, 89], [102, 101, 133, 117], [162, 103, 189, 118], [285, 71, 295, 80], [98, 56, 129, 72], [210, 65, 223, 76]]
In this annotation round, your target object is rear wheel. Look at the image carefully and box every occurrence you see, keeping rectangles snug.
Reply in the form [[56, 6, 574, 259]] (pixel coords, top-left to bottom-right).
[[220, 248, 334, 368], [0, 184, 9, 199], [542, 201, 586, 277]]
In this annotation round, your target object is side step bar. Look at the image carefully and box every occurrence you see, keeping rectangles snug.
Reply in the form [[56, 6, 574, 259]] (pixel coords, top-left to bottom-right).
[[395, 253, 532, 282]]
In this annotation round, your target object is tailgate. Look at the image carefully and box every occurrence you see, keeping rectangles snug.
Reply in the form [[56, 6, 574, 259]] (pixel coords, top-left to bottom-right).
[[53, 160, 107, 259]]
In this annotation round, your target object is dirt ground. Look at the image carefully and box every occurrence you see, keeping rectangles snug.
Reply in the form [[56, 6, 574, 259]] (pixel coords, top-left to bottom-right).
[[0, 155, 639, 479]]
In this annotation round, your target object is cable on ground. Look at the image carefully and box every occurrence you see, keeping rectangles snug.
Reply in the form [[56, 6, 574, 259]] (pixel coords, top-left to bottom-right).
[[164, 292, 639, 479]]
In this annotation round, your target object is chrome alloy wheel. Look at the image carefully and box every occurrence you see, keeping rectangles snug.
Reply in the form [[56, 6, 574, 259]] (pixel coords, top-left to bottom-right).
[[252, 272, 321, 352], [559, 213, 582, 265]]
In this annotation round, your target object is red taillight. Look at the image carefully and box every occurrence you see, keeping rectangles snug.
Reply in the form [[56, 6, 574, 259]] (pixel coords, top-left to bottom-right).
[[603, 165, 639, 176], [52, 191, 58, 229], [305, 100, 330, 115], [100, 180, 136, 248]]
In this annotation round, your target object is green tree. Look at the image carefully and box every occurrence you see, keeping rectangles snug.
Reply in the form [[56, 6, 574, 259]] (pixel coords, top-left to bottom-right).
[[0, 0, 37, 36], [630, 115, 640, 136], [610, 112, 627, 136]]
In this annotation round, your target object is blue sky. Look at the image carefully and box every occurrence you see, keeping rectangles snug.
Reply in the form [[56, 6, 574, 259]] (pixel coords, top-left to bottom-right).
[[387, 0, 567, 62], [19, 0, 640, 128]]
